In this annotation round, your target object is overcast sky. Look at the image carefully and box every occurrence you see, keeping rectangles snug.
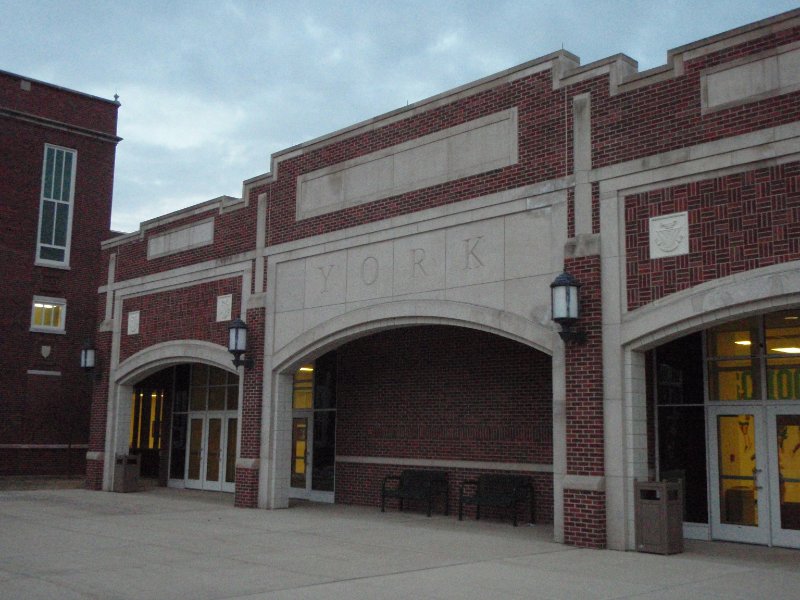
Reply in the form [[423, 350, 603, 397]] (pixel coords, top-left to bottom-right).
[[3, 1, 797, 233]]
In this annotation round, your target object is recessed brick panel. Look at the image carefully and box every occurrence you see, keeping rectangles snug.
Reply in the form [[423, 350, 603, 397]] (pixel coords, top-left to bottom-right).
[[626, 161, 800, 310]]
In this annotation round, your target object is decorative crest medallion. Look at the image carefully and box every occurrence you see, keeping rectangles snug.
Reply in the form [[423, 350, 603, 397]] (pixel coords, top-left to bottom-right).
[[649, 212, 689, 259]]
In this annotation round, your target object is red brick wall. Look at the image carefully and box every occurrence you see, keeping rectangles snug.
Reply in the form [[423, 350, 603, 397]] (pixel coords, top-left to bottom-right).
[[0, 448, 86, 477], [336, 461, 551, 524], [234, 466, 259, 508], [119, 279, 241, 362], [243, 26, 800, 251], [626, 161, 800, 310], [0, 72, 118, 477], [564, 256, 603, 476], [337, 326, 552, 463], [333, 326, 553, 521], [0, 71, 118, 135], [256, 69, 571, 247], [563, 489, 606, 548], [239, 306, 265, 462], [591, 27, 800, 169], [86, 328, 113, 490], [112, 204, 258, 282]]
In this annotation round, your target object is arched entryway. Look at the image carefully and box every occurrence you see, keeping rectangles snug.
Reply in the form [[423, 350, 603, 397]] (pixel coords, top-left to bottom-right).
[[105, 341, 240, 494], [129, 364, 240, 491], [276, 324, 554, 524], [646, 309, 800, 549]]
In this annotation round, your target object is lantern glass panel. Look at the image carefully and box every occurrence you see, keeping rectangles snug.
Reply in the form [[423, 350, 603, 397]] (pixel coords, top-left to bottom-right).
[[229, 324, 247, 352]]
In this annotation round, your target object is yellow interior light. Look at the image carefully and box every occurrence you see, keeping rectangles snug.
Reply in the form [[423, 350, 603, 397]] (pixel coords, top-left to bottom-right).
[[772, 347, 800, 354], [299, 366, 314, 372], [734, 340, 751, 346]]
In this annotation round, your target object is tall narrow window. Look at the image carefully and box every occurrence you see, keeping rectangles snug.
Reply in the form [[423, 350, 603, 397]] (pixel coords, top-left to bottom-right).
[[36, 145, 76, 266]]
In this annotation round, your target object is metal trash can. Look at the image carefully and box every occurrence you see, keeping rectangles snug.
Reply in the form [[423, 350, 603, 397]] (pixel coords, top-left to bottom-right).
[[113, 454, 140, 493], [634, 480, 683, 554]]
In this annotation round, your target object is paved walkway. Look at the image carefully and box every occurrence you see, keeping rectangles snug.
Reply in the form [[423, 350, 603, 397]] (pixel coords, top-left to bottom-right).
[[0, 488, 797, 599]]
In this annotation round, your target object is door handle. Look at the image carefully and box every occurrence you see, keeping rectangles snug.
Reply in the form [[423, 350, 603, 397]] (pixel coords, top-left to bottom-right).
[[753, 467, 763, 490]]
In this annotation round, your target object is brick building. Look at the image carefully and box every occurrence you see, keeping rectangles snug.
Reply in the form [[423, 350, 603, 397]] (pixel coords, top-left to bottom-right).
[[0, 71, 120, 475], [88, 10, 800, 549]]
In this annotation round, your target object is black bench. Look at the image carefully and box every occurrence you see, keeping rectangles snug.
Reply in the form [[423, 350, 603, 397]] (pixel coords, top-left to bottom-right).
[[458, 474, 534, 526], [381, 469, 449, 517]]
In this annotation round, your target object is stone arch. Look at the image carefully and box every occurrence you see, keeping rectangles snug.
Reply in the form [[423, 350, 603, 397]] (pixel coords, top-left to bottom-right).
[[271, 299, 555, 374], [103, 340, 239, 492], [115, 339, 237, 386], [622, 262, 800, 351], [262, 299, 557, 510], [612, 262, 800, 549]]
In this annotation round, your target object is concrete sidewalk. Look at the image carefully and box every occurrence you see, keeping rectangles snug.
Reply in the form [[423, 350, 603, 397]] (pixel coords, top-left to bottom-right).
[[0, 488, 797, 599]]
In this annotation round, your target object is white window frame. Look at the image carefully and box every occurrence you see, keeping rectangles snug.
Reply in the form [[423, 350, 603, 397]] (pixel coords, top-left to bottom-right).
[[35, 144, 77, 268], [30, 296, 67, 334]]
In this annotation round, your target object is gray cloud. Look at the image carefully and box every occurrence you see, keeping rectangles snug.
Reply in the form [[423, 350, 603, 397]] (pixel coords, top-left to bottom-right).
[[2, 0, 796, 232]]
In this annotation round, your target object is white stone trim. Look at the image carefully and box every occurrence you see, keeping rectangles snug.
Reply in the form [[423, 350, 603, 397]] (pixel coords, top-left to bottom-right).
[[701, 41, 800, 114], [114, 339, 236, 386], [104, 253, 116, 322], [336, 456, 553, 473], [146, 218, 215, 259], [99, 252, 254, 295], [593, 122, 800, 189], [236, 458, 259, 469], [562, 475, 605, 492], [26, 370, 61, 377], [296, 109, 519, 220], [270, 301, 555, 373], [266, 182, 570, 260], [86, 451, 104, 461], [621, 261, 800, 351], [572, 92, 592, 235], [102, 195, 242, 250]]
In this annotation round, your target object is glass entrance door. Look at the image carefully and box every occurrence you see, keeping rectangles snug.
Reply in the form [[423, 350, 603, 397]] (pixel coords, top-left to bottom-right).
[[708, 407, 770, 544], [289, 411, 335, 502], [709, 406, 800, 547], [185, 413, 236, 492], [289, 357, 337, 503], [291, 417, 308, 489], [768, 408, 800, 548]]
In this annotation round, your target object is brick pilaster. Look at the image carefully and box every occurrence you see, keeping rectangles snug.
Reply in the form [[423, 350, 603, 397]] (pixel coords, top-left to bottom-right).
[[563, 253, 605, 548]]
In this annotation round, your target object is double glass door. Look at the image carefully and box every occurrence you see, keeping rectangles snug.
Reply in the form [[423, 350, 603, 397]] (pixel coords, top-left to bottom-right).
[[186, 412, 237, 492], [709, 405, 800, 547]]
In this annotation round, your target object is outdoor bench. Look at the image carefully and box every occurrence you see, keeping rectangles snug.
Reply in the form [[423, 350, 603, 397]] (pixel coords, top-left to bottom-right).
[[458, 474, 534, 526], [380, 469, 449, 517]]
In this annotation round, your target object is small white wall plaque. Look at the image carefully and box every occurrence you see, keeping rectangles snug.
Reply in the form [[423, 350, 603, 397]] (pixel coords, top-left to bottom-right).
[[127, 310, 140, 335], [216, 294, 233, 322], [649, 212, 689, 259]]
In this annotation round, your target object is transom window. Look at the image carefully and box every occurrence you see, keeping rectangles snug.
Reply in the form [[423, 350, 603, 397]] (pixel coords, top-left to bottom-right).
[[707, 310, 800, 401], [30, 296, 66, 333], [36, 144, 76, 266]]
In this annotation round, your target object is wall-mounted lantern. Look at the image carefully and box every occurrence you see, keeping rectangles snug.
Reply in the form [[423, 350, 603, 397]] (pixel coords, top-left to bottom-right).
[[228, 317, 254, 369], [80, 340, 96, 371], [550, 271, 586, 344]]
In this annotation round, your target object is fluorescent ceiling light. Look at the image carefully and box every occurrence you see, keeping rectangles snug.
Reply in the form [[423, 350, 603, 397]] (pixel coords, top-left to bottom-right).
[[771, 347, 800, 354], [299, 367, 314, 372], [734, 340, 751, 346], [785, 316, 799, 320]]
